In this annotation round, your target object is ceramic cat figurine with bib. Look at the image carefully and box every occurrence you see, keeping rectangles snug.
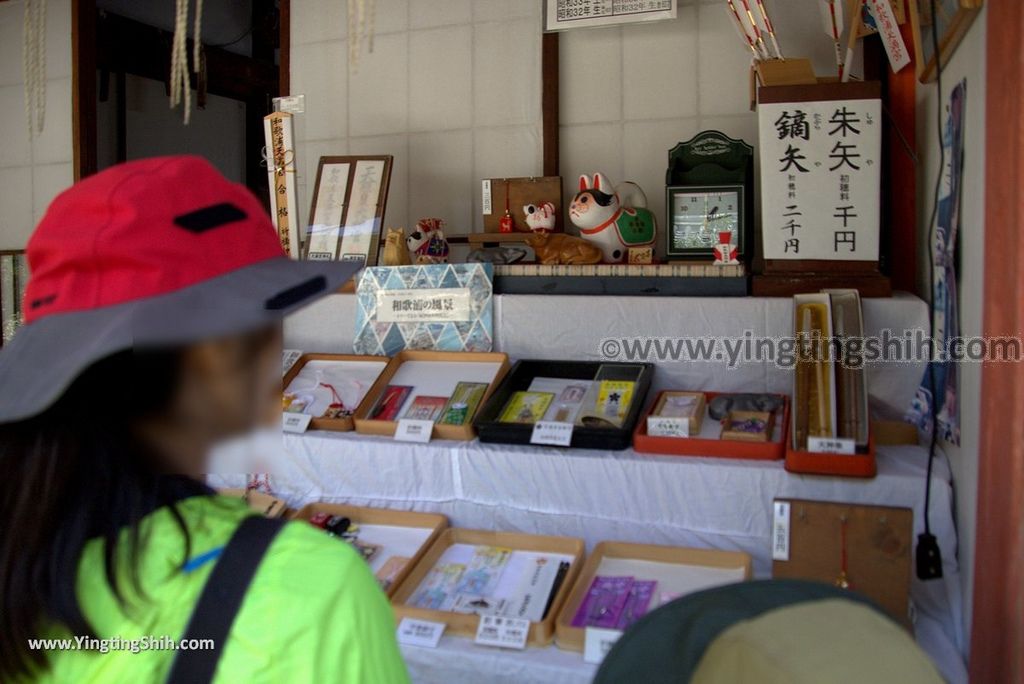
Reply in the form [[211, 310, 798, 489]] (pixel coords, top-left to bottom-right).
[[569, 173, 656, 263]]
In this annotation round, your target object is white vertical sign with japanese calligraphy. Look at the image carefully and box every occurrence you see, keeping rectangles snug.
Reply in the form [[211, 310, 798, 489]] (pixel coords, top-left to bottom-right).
[[758, 98, 881, 261], [307, 162, 350, 261]]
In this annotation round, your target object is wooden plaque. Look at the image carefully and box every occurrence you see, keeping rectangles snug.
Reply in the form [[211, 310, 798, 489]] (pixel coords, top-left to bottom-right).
[[772, 498, 913, 627]]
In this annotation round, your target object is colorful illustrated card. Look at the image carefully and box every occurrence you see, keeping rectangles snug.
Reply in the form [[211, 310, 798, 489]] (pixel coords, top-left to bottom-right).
[[438, 382, 489, 426], [498, 391, 555, 425], [369, 385, 413, 421], [402, 395, 449, 422]]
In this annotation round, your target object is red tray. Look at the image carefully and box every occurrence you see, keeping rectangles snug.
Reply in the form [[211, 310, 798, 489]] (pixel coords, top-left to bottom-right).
[[784, 420, 877, 478], [633, 391, 790, 461]]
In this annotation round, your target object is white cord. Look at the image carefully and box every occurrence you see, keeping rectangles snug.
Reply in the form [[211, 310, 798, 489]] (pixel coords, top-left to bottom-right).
[[170, 0, 202, 124], [22, 0, 46, 137], [347, 0, 377, 71]]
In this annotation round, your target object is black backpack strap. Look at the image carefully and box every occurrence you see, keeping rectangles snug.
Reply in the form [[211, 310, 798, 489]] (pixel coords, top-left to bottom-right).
[[166, 515, 287, 684]]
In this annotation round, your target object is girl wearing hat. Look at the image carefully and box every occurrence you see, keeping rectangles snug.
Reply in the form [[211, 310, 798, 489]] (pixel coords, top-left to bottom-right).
[[0, 157, 409, 683]]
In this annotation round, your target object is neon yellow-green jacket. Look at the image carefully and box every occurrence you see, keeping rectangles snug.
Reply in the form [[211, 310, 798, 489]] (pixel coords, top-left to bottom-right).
[[26, 495, 410, 683]]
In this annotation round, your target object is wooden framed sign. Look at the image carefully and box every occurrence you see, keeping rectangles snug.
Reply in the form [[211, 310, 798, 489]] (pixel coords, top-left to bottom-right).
[[757, 82, 882, 263], [305, 155, 393, 266]]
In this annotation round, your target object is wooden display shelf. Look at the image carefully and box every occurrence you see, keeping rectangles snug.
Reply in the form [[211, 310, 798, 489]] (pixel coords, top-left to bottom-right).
[[466, 232, 532, 245], [752, 272, 892, 298], [555, 541, 752, 652], [354, 350, 510, 441], [391, 528, 585, 647], [292, 502, 449, 599], [283, 353, 390, 432]]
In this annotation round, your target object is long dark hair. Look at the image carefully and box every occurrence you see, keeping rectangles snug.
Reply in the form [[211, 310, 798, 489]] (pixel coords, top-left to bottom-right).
[[0, 348, 203, 679]]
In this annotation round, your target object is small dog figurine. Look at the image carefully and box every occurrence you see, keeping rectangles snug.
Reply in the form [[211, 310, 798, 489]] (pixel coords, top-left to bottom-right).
[[406, 218, 450, 264], [570, 173, 656, 263], [523, 202, 557, 233], [382, 227, 412, 266], [525, 232, 603, 265]]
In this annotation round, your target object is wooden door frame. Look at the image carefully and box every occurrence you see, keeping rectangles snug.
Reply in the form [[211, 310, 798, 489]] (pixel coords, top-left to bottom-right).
[[972, 1, 1024, 682]]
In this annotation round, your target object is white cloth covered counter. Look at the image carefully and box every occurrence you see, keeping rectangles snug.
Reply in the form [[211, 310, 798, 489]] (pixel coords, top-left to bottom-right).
[[239, 292, 967, 683], [212, 434, 964, 684]]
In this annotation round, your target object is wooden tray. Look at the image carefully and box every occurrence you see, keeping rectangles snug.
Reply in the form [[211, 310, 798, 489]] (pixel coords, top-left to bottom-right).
[[555, 541, 752, 652], [283, 353, 390, 432], [633, 392, 790, 460], [292, 502, 448, 598], [354, 350, 510, 441], [391, 528, 585, 647]]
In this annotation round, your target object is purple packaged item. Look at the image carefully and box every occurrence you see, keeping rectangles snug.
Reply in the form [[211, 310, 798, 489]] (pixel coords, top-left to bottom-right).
[[571, 576, 634, 628], [615, 580, 657, 629]]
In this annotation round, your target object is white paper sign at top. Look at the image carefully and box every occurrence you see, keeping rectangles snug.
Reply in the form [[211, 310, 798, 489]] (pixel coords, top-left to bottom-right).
[[772, 500, 791, 561], [396, 617, 446, 649], [584, 627, 624, 664], [807, 436, 857, 455], [282, 412, 313, 434], [273, 94, 305, 114], [530, 421, 574, 447], [394, 419, 434, 443], [474, 615, 530, 650], [376, 288, 472, 324], [546, 0, 676, 31], [758, 98, 881, 261]]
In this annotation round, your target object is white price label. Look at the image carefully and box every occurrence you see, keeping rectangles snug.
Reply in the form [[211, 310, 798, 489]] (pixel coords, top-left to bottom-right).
[[583, 627, 624, 664], [807, 436, 856, 455], [282, 412, 313, 434], [482, 179, 493, 215], [396, 617, 446, 648], [282, 349, 303, 376], [647, 416, 690, 438], [772, 501, 791, 561], [530, 421, 574, 447], [474, 615, 530, 650], [273, 94, 306, 113], [395, 419, 434, 443]]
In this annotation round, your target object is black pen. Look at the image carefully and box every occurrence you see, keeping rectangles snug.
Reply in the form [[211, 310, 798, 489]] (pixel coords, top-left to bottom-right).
[[542, 562, 571, 619]]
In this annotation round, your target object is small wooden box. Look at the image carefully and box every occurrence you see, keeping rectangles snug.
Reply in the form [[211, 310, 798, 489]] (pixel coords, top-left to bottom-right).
[[354, 350, 510, 441], [217, 488, 288, 518], [292, 502, 448, 598], [720, 410, 775, 443], [391, 528, 585, 647], [649, 391, 706, 435], [555, 541, 752, 652], [283, 353, 390, 432]]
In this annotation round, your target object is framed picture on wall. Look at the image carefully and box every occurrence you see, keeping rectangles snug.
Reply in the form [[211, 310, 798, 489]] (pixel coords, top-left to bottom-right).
[[305, 155, 393, 266], [908, 0, 983, 83]]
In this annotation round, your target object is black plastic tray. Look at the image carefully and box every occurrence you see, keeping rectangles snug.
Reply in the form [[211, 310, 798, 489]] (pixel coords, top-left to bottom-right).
[[474, 360, 655, 450]]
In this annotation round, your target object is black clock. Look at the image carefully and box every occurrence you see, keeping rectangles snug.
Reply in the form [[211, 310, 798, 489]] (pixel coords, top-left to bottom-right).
[[665, 131, 754, 261]]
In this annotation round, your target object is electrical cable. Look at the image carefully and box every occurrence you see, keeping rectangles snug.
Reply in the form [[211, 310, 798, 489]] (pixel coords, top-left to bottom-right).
[[916, 0, 945, 581]]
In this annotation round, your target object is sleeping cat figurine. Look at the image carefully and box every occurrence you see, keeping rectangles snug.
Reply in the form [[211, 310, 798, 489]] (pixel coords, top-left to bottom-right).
[[569, 173, 656, 263]]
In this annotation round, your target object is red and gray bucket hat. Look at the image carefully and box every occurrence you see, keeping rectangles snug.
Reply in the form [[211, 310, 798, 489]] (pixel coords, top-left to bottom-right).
[[0, 155, 360, 424]]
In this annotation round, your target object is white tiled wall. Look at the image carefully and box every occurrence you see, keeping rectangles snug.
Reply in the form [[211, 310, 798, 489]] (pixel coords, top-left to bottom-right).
[[0, 0, 74, 249], [289, 0, 858, 241], [560, 0, 862, 255], [289, 0, 544, 235]]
